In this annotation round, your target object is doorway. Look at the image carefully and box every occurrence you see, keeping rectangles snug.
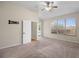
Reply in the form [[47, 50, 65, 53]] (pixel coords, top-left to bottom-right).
[[31, 22, 37, 41], [22, 20, 38, 44]]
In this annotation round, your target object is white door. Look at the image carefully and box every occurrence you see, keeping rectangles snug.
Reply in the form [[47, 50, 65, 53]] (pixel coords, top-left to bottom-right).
[[23, 20, 31, 44]]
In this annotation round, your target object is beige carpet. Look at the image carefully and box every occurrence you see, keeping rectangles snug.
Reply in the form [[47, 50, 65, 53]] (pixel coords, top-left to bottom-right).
[[0, 38, 79, 58]]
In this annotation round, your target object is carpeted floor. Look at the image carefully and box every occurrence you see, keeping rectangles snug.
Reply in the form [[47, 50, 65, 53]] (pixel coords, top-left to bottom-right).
[[0, 38, 79, 58]]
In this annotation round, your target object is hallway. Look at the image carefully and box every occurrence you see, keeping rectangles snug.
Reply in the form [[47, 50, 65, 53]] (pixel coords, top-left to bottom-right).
[[0, 38, 79, 58]]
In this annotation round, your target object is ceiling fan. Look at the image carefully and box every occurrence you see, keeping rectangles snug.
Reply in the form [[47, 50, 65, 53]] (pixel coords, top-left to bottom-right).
[[41, 1, 58, 11]]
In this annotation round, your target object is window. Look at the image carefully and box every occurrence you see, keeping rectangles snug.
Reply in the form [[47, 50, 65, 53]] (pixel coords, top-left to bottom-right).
[[57, 19, 65, 34], [66, 18, 76, 36], [51, 20, 58, 34], [51, 17, 76, 36]]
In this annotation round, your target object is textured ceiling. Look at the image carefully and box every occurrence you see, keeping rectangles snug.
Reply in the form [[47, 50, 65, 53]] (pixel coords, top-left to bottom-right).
[[0, 1, 39, 12], [0, 1, 79, 19], [39, 1, 79, 19]]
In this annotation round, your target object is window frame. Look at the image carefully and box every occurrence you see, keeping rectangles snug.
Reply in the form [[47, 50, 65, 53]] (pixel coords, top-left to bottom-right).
[[51, 17, 77, 36]]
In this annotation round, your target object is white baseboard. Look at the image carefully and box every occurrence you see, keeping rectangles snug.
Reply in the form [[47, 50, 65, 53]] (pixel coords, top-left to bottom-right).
[[43, 36, 79, 44], [0, 43, 21, 50]]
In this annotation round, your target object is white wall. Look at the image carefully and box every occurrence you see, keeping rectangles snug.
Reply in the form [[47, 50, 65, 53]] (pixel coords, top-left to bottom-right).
[[43, 12, 79, 43], [0, 3, 38, 49]]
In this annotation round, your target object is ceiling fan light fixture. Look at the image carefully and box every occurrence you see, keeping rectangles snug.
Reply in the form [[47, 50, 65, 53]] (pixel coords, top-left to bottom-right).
[[41, 1, 58, 11], [45, 6, 52, 11], [49, 2, 53, 7]]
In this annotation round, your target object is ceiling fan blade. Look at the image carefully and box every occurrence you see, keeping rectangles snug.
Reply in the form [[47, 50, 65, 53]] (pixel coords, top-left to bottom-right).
[[52, 6, 58, 8], [51, 2, 54, 4]]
